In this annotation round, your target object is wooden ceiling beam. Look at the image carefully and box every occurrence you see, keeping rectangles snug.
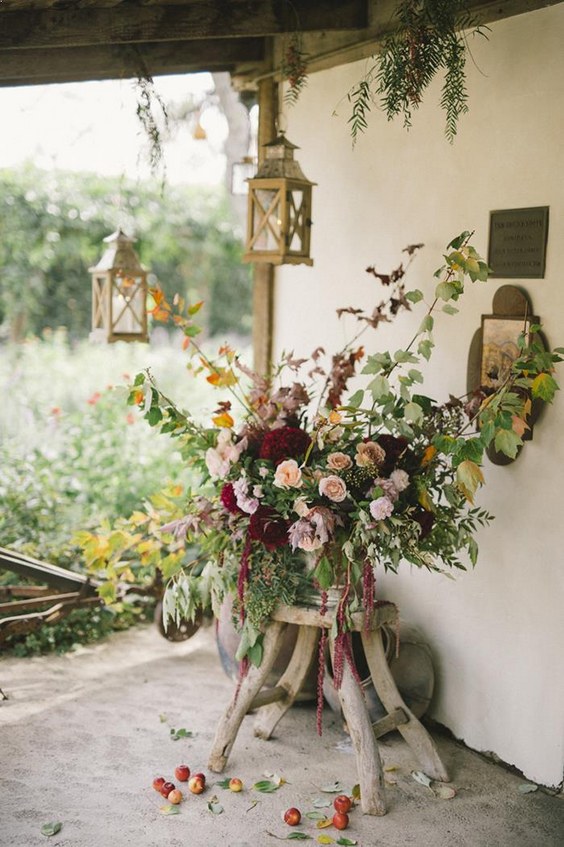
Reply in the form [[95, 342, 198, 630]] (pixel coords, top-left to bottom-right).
[[0, 1, 368, 51], [0, 37, 266, 85]]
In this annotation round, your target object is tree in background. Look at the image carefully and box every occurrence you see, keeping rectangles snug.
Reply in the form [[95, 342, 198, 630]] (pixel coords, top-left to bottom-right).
[[0, 164, 252, 342]]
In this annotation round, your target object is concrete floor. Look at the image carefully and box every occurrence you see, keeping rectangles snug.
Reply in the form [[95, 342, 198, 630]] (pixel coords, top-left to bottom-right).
[[0, 624, 562, 847]]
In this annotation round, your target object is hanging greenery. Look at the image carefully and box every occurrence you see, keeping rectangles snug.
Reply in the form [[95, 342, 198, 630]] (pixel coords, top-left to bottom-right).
[[134, 73, 169, 176], [282, 32, 309, 107], [349, 0, 489, 143]]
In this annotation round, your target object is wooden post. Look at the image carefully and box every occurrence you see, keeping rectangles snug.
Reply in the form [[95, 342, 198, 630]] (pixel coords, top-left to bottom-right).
[[252, 76, 277, 374]]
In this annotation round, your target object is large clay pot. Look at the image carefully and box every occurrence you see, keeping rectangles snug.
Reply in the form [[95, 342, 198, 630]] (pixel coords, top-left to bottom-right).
[[216, 595, 318, 700], [323, 625, 435, 725]]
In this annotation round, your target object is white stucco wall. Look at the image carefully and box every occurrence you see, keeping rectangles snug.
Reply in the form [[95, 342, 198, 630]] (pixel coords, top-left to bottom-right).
[[273, 6, 564, 787]]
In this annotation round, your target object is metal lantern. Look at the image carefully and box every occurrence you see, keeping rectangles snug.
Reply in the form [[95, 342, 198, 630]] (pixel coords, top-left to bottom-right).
[[243, 132, 315, 266], [89, 229, 148, 343]]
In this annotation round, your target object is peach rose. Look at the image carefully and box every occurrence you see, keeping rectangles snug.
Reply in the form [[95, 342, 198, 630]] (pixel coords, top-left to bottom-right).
[[318, 474, 348, 502], [273, 459, 303, 489], [327, 451, 353, 471], [355, 440, 386, 468]]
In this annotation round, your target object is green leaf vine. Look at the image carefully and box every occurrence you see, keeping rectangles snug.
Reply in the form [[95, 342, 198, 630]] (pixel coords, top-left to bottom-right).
[[348, 0, 489, 142]]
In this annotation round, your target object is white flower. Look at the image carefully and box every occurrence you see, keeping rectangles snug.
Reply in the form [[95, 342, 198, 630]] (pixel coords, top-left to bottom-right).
[[293, 497, 311, 517], [390, 469, 409, 492], [232, 477, 259, 514], [369, 496, 394, 521], [258, 465, 270, 478], [252, 485, 264, 498], [205, 447, 231, 480]]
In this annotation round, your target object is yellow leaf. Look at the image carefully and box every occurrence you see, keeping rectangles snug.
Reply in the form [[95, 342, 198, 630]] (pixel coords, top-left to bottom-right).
[[212, 412, 234, 428], [206, 368, 237, 387], [316, 819, 333, 829], [417, 487, 433, 511], [317, 837, 335, 845], [456, 460, 485, 504], [188, 300, 204, 316], [421, 445, 437, 467]]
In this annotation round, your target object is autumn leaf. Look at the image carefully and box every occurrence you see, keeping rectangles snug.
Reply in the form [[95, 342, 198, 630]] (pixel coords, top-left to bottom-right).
[[182, 336, 191, 351], [316, 818, 333, 829], [160, 804, 180, 815], [511, 415, 529, 438], [317, 836, 335, 845], [531, 372, 559, 402], [421, 445, 437, 467], [206, 368, 238, 387], [455, 460, 484, 503], [212, 412, 234, 428], [188, 300, 204, 315]]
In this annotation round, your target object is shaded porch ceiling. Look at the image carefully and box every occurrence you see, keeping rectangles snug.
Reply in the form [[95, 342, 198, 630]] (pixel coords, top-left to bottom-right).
[[0, 0, 560, 89]]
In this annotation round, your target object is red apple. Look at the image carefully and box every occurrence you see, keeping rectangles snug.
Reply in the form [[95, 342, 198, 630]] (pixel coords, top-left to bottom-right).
[[168, 789, 183, 805], [229, 777, 243, 792], [160, 781, 175, 798], [188, 776, 205, 795], [283, 808, 301, 826], [333, 794, 352, 814], [332, 812, 349, 830], [152, 776, 166, 793], [192, 772, 206, 784], [175, 764, 190, 782]]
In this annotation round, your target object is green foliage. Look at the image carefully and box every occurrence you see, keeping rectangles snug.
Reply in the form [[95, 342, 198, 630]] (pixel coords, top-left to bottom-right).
[[0, 336, 206, 655], [0, 164, 252, 341], [3, 604, 152, 658], [348, 0, 489, 142]]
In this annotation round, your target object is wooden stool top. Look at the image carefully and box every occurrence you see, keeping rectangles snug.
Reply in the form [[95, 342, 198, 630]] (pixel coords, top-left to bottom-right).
[[271, 601, 398, 631]]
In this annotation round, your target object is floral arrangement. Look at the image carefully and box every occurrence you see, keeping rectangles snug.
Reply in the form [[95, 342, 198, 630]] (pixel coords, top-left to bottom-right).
[[112, 232, 560, 724]]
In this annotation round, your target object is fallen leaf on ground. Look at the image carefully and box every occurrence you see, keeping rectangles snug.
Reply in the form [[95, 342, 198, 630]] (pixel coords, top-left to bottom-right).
[[266, 831, 311, 841], [169, 727, 196, 740], [317, 836, 335, 845], [518, 783, 539, 794], [159, 713, 168, 723], [306, 811, 329, 821], [384, 774, 398, 785], [208, 795, 224, 814], [160, 804, 180, 815], [253, 780, 281, 793], [316, 818, 333, 829], [320, 782, 343, 793], [336, 839, 358, 846], [312, 798, 332, 808], [351, 784, 361, 802], [41, 822, 62, 837], [216, 778, 232, 789], [433, 784, 457, 800], [384, 765, 399, 772], [263, 771, 286, 786], [411, 770, 433, 789]]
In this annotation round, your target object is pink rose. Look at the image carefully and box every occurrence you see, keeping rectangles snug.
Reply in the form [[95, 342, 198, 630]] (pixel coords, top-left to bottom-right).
[[327, 451, 353, 471], [319, 474, 348, 502], [273, 459, 303, 489]]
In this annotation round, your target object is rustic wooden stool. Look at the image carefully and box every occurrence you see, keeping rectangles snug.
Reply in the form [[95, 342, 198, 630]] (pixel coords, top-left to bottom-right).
[[208, 602, 449, 815]]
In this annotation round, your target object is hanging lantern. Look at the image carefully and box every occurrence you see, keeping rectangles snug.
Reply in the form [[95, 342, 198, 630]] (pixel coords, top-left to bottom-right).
[[230, 155, 257, 196], [89, 229, 148, 343], [243, 132, 315, 266]]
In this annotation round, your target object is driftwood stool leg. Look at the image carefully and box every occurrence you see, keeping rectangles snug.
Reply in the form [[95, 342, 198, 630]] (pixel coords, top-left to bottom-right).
[[330, 640, 387, 816], [209, 620, 286, 773], [361, 629, 449, 782], [254, 624, 319, 740]]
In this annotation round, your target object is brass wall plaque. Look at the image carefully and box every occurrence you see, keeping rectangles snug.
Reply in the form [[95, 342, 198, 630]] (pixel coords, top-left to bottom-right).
[[488, 206, 549, 278]]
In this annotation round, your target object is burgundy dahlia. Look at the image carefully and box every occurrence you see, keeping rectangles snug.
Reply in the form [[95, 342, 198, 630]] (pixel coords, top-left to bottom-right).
[[220, 482, 243, 514], [376, 434, 409, 474], [248, 507, 289, 551], [412, 508, 435, 539], [258, 425, 310, 465]]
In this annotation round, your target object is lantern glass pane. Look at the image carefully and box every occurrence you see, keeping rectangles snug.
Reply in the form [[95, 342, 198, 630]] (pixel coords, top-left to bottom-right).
[[288, 190, 306, 252], [252, 188, 281, 252], [112, 274, 144, 335]]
